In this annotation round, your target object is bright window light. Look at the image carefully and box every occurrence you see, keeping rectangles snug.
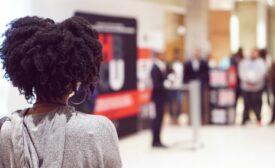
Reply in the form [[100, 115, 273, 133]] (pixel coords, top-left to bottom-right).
[[257, 20, 267, 49], [267, 0, 274, 6], [230, 14, 239, 53], [257, 0, 267, 49], [0, 0, 32, 117]]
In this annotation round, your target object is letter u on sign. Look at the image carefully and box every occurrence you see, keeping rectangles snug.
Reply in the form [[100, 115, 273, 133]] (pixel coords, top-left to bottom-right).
[[109, 59, 125, 91]]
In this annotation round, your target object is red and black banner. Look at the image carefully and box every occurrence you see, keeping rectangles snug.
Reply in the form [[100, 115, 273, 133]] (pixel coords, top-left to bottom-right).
[[74, 12, 140, 135]]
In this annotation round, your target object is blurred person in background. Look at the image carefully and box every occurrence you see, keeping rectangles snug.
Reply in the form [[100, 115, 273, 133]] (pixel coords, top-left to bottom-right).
[[0, 16, 122, 168], [166, 49, 184, 125], [259, 49, 272, 107], [151, 52, 167, 148], [239, 48, 267, 126], [231, 48, 244, 107], [259, 49, 272, 67], [184, 48, 209, 125], [268, 58, 275, 125]]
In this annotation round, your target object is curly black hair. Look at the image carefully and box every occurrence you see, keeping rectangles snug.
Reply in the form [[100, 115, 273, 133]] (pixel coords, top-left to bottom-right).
[[0, 16, 102, 102]]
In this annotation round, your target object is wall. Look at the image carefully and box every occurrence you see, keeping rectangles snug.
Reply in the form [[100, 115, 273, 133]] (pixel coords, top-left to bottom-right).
[[165, 13, 185, 62], [210, 0, 234, 10], [141, 0, 185, 8], [236, 1, 257, 56], [0, 0, 32, 117], [31, 0, 184, 50], [209, 10, 231, 62], [268, 6, 275, 58]]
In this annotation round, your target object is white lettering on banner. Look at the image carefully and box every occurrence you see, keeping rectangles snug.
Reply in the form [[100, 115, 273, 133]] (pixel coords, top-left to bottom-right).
[[95, 94, 134, 112], [109, 59, 125, 91], [91, 22, 136, 34]]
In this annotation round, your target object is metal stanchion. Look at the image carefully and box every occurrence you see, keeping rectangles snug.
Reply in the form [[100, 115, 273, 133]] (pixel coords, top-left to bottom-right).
[[188, 80, 203, 150], [173, 81, 203, 150]]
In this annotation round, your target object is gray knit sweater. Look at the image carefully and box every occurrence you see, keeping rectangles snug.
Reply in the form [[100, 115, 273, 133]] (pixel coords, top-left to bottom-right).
[[0, 106, 122, 168]]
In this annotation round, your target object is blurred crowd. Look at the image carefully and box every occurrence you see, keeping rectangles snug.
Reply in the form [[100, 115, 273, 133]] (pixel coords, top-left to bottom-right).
[[150, 46, 275, 137]]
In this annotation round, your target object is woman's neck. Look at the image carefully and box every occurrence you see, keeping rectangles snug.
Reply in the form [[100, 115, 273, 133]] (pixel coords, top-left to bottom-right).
[[27, 98, 69, 115]]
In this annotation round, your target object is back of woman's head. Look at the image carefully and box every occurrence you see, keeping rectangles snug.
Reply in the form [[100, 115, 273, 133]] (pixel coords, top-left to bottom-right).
[[0, 16, 102, 102]]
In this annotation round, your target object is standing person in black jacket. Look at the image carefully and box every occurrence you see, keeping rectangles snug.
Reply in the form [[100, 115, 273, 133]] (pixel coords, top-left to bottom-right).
[[151, 52, 167, 148], [269, 61, 275, 125], [184, 48, 209, 125]]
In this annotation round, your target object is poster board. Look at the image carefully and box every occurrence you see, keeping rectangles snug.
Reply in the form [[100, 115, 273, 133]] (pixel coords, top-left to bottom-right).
[[75, 12, 138, 136]]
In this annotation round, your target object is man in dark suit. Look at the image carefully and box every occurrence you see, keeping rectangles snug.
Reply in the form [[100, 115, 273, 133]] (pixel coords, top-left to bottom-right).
[[151, 52, 167, 148], [184, 49, 209, 125]]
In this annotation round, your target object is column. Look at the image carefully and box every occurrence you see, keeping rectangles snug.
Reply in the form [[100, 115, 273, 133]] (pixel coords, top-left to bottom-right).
[[257, 0, 268, 49], [268, 5, 275, 57], [185, 0, 210, 58], [235, 0, 268, 56], [235, 1, 257, 56]]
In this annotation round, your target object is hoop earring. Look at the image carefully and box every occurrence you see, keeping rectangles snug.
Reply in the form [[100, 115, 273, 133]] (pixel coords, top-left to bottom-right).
[[69, 88, 89, 105]]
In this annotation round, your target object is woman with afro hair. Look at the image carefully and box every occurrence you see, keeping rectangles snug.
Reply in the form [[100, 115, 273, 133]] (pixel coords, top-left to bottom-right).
[[0, 16, 122, 168]]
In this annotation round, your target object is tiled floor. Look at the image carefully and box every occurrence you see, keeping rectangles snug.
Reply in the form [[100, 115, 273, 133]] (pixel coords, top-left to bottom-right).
[[119, 125, 275, 168]]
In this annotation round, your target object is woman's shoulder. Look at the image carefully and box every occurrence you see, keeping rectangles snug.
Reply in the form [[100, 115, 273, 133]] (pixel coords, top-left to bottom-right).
[[64, 112, 122, 167], [0, 118, 12, 145], [70, 112, 114, 127], [67, 112, 117, 137]]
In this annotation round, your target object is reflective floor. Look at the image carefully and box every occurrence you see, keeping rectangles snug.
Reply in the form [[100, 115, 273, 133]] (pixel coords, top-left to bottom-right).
[[120, 125, 275, 168]]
